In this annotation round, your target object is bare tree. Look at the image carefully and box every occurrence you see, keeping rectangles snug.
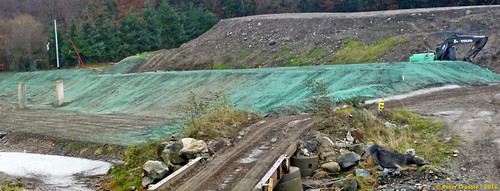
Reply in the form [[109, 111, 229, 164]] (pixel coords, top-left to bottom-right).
[[2, 15, 45, 71]]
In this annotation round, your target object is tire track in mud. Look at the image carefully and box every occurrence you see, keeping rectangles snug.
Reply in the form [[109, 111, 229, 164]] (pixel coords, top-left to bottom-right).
[[0, 108, 171, 145], [172, 114, 316, 191]]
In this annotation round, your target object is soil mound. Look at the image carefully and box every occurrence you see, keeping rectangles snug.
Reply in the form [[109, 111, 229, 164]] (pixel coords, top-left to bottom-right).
[[128, 5, 500, 73]]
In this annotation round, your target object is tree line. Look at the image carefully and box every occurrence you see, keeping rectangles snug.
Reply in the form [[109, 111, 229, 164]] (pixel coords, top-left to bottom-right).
[[47, 0, 217, 69], [0, 0, 497, 71]]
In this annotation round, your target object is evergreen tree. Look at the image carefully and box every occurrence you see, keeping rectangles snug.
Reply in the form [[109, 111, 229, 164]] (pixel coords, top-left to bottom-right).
[[178, 2, 217, 41], [221, 0, 255, 18], [101, 21, 121, 61], [157, 0, 186, 49], [61, 20, 90, 68], [118, 10, 148, 57], [298, 0, 320, 12], [142, 2, 163, 50]]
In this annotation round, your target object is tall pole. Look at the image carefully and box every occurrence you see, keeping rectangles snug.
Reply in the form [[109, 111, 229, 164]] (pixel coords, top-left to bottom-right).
[[54, 19, 60, 69]]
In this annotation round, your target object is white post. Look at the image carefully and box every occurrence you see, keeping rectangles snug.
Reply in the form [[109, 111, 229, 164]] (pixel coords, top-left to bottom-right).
[[54, 19, 60, 69], [18, 82, 26, 109], [56, 81, 64, 107]]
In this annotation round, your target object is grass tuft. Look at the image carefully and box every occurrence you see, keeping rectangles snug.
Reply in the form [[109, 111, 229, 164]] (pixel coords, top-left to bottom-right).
[[272, 47, 292, 60], [103, 141, 162, 191], [238, 52, 250, 58], [1, 179, 23, 191], [329, 36, 407, 64], [213, 56, 232, 70], [182, 91, 261, 140]]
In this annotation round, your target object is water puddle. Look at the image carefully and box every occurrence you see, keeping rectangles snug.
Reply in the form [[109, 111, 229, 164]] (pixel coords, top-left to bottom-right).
[[219, 167, 241, 190], [0, 152, 112, 190], [366, 85, 461, 104], [237, 148, 265, 164]]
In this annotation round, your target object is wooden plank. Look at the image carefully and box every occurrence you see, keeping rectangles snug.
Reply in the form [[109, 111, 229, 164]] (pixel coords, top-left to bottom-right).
[[148, 157, 204, 191], [254, 154, 289, 191]]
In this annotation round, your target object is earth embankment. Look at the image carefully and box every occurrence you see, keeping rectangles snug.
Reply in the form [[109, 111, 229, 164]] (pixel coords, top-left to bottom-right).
[[1, 61, 498, 145], [129, 6, 500, 73]]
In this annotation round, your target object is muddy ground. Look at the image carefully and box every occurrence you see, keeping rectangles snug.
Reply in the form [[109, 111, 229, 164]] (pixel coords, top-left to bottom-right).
[[172, 114, 315, 191], [0, 106, 172, 146]]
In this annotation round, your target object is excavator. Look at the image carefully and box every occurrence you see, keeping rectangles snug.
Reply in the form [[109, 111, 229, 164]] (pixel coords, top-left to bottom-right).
[[409, 34, 488, 62]]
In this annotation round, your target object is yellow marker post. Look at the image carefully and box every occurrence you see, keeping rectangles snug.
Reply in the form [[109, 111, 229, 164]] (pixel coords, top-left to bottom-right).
[[378, 92, 385, 111]]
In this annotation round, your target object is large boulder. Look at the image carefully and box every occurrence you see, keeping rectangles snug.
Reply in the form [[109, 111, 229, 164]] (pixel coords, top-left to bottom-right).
[[302, 178, 358, 191], [353, 168, 370, 178], [348, 143, 365, 156], [330, 179, 358, 191], [317, 136, 340, 162], [337, 152, 361, 171], [142, 160, 169, 188], [366, 144, 426, 169], [179, 138, 210, 159], [160, 140, 185, 165], [320, 162, 340, 173]]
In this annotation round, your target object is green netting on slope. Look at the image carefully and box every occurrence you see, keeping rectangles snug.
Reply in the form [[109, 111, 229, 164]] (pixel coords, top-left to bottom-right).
[[1, 61, 498, 144], [102, 55, 147, 74], [0, 70, 97, 104], [1, 61, 499, 114], [50, 61, 500, 113]]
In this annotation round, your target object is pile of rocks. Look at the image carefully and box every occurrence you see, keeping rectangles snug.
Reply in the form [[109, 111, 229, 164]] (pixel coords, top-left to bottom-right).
[[292, 131, 427, 190], [141, 138, 210, 188]]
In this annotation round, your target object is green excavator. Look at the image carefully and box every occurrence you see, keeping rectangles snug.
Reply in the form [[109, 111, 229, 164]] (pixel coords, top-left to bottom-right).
[[409, 34, 488, 62]]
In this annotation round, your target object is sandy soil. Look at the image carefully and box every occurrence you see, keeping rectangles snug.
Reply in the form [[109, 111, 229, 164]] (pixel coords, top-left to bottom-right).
[[387, 83, 500, 184]]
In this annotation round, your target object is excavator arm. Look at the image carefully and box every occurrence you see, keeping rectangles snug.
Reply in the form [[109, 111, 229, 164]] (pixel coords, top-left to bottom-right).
[[435, 35, 488, 61]]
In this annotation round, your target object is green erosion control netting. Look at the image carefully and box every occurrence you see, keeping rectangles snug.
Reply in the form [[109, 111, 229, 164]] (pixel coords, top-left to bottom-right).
[[102, 55, 148, 74], [1, 61, 499, 114], [0, 70, 97, 104], [1, 61, 499, 144]]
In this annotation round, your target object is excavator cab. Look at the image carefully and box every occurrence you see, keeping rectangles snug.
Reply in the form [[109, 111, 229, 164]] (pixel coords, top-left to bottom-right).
[[410, 34, 488, 62]]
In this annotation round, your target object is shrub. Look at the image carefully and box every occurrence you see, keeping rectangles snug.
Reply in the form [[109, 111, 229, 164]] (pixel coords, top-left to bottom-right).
[[305, 80, 336, 117], [183, 91, 260, 140]]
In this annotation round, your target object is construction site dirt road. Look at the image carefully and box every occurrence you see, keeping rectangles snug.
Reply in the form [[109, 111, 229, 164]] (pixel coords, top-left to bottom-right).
[[170, 114, 315, 191], [167, 84, 500, 190]]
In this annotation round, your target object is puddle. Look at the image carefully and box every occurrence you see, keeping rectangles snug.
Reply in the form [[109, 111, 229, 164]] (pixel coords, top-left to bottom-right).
[[237, 148, 265, 164], [286, 118, 311, 126], [219, 167, 242, 190], [0, 152, 112, 191]]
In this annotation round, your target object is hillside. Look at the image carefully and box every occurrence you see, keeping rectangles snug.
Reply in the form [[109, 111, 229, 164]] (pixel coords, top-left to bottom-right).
[[129, 5, 500, 73]]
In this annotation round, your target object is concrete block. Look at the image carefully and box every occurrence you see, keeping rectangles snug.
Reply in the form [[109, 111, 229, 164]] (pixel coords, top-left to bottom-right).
[[280, 166, 301, 183], [291, 155, 319, 178], [275, 177, 303, 191]]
